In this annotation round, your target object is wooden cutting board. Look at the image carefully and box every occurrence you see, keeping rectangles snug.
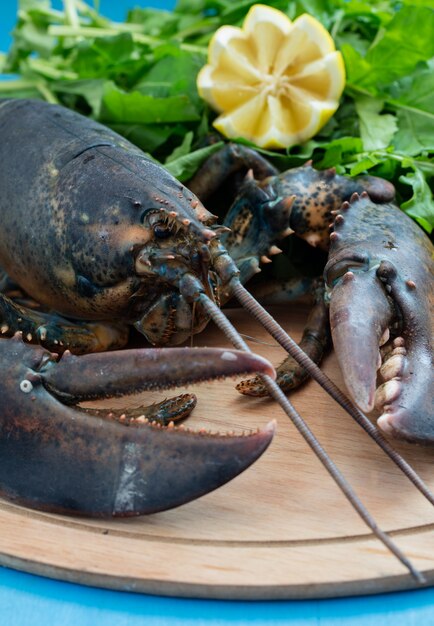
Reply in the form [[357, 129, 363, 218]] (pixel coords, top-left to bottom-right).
[[0, 306, 433, 599]]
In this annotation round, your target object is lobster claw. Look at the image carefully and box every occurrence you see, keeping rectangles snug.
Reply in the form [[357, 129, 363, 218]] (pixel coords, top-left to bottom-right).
[[327, 264, 393, 413], [325, 193, 434, 444], [0, 335, 276, 517]]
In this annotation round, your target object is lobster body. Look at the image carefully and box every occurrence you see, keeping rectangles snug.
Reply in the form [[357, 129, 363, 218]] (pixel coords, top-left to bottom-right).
[[1, 98, 144, 319]]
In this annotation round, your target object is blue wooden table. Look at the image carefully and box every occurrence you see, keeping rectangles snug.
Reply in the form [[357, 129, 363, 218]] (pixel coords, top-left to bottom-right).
[[1, 1, 433, 624]]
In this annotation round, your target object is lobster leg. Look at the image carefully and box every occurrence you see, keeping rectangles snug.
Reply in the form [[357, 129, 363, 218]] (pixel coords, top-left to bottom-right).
[[0, 335, 275, 516], [187, 143, 278, 202], [237, 280, 331, 396], [0, 291, 128, 353], [80, 394, 198, 426]]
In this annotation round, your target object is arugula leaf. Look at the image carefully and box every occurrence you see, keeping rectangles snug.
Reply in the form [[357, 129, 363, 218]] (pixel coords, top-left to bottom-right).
[[400, 166, 434, 232], [344, 6, 434, 90], [314, 137, 364, 170], [395, 109, 434, 156], [364, 7, 434, 84], [135, 45, 204, 111], [165, 131, 194, 163], [390, 65, 434, 155], [100, 82, 200, 124], [108, 123, 175, 153], [51, 78, 106, 116], [164, 141, 224, 181], [354, 96, 397, 151]]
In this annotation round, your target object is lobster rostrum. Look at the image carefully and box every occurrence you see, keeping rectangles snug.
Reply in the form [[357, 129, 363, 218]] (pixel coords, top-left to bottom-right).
[[0, 100, 433, 581]]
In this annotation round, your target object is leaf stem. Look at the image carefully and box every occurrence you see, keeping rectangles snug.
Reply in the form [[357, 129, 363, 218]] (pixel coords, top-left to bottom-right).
[[330, 9, 345, 40], [63, 0, 80, 28], [346, 149, 434, 174], [346, 83, 434, 120], [27, 58, 79, 80], [48, 24, 207, 54], [35, 81, 60, 104], [0, 79, 38, 91]]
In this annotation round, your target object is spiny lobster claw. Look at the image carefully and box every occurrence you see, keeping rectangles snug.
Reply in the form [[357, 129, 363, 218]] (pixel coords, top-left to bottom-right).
[[0, 335, 276, 517], [326, 193, 434, 444]]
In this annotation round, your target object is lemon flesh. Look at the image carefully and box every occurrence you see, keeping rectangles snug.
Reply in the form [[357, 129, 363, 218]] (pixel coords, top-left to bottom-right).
[[197, 4, 345, 149]]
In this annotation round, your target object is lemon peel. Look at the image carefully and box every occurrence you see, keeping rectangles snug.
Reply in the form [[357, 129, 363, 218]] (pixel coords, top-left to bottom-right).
[[197, 4, 346, 149]]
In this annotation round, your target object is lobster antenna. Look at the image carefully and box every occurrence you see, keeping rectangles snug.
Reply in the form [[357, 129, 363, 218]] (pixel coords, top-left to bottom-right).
[[230, 279, 434, 507], [189, 283, 425, 584]]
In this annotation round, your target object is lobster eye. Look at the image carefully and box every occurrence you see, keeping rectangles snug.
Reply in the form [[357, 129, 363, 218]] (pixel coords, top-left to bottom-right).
[[153, 224, 172, 239]]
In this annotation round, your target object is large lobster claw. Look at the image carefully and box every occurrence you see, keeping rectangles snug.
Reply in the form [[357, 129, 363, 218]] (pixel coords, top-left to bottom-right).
[[0, 335, 276, 517], [325, 193, 433, 444]]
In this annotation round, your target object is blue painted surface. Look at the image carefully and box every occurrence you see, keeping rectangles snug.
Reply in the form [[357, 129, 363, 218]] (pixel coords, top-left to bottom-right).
[[1, 1, 433, 624], [0, 1, 17, 50], [2, 567, 434, 626]]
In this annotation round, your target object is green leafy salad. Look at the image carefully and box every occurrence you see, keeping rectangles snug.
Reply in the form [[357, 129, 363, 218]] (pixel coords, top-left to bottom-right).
[[1, 0, 433, 233]]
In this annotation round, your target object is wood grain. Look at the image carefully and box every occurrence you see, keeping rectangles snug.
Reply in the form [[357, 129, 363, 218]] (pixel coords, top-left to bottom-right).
[[0, 306, 433, 599]]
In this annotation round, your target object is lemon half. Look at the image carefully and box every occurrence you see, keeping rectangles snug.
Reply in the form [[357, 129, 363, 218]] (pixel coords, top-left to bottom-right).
[[197, 4, 345, 149]]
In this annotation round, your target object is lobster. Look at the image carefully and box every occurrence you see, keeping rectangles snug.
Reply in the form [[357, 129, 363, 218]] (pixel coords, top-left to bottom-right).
[[0, 99, 432, 580]]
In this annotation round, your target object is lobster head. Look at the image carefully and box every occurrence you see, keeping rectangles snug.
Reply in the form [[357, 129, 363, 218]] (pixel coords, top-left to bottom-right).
[[129, 174, 223, 345]]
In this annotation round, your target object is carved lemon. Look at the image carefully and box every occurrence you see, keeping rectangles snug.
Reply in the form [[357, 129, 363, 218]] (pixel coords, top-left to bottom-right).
[[197, 4, 345, 149]]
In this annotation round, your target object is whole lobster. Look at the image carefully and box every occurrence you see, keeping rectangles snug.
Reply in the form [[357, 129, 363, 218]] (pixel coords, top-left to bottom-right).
[[0, 99, 432, 580]]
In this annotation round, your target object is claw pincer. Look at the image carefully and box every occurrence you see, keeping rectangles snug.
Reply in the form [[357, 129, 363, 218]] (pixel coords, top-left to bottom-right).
[[0, 335, 275, 516], [325, 193, 434, 443]]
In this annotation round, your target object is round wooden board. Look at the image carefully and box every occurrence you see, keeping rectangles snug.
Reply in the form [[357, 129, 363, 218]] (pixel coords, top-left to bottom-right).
[[0, 306, 433, 599]]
